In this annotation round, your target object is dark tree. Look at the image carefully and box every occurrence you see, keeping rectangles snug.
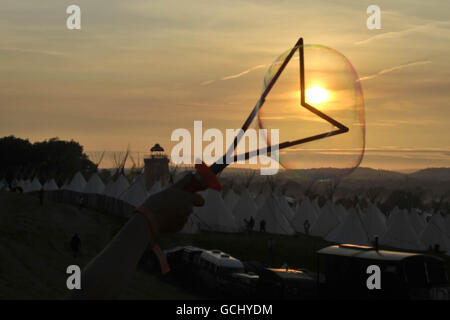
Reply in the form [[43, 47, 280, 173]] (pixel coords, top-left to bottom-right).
[[0, 136, 96, 185], [0, 136, 33, 186]]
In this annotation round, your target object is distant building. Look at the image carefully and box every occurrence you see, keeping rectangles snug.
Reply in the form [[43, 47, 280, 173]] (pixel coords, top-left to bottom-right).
[[144, 143, 170, 190]]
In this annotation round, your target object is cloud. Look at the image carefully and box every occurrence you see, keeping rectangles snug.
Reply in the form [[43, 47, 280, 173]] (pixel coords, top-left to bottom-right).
[[200, 80, 215, 86], [355, 20, 450, 45], [200, 63, 268, 86], [370, 118, 439, 127], [354, 22, 433, 45], [0, 47, 65, 57], [358, 60, 431, 81], [220, 64, 267, 80], [364, 147, 450, 154]]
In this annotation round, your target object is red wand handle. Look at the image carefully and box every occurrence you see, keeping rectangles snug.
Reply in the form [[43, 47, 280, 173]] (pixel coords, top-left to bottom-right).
[[184, 162, 222, 193]]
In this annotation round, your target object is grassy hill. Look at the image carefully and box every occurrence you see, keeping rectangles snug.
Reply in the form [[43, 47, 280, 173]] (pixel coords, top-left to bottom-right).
[[0, 191, 197, 299]]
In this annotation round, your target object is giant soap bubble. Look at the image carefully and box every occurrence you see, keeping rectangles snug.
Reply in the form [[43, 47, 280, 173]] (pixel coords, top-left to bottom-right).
[[257, 44, 365, 181]]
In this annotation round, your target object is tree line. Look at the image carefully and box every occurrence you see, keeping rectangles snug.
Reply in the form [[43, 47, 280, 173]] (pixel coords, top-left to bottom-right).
[[0, 135, 96, 186]]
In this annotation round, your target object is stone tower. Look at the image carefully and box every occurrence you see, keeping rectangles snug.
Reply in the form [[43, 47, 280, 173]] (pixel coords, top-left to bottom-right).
[[144, 143, 170, 190]]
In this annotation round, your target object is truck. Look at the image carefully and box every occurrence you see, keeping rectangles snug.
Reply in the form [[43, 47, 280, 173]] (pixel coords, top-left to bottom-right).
[[317, 244, 450, 299]]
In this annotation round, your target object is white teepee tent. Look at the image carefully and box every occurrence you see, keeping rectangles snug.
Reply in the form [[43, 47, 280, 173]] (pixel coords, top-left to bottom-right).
[[261, 183, 272, 196], [195, 189, 237, 232], [386, 207, 401, 227], [179, 214, 200, 234], [311, 198, 321, 217], [120, 175, 149, 207], [361, 203, 387, 240], [232, 188, 258, 228], [291, 198, 318, 233], [380, 208, 425, 251], [60, 179, 69, 190], [103, 180, 115, 196], [325, 208, 370, 246], [67, 172, 87, 193], [43, 179, 59, 191], [21, 179, 31, 192], [309, 201, 341, 237], [224, 189, 240, 212], [84, 173, 105, 194], [255, 195, 295, 235], [420, 213, 450, 251], [104, 174, 129, 199], [334, 203, 349, 221], [255, 193, 266, 209], [26, 177, 42, 193], [409, 208, 426, 235], [277, 195, 294, 221]]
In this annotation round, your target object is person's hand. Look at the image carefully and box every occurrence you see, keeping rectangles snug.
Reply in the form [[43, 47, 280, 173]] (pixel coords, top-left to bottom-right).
[[139, 173, 205, 233]]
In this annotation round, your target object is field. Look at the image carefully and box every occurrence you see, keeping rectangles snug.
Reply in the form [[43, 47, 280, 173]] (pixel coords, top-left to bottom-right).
[[0, 191, 196, 299], [1, 191, 449, 299]]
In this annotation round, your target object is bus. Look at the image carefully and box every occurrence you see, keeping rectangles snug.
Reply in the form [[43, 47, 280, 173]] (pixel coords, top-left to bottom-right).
[[196, 249, 245, 291]]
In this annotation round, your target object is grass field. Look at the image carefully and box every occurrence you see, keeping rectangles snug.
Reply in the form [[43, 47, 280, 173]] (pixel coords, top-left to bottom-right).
[[1, 191, 449, 299], [0, 191, 196, 299]]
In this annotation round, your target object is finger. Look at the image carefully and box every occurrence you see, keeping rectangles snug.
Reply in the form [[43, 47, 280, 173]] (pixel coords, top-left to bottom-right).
[[172, 188, 203, 208], [173, 172, 194, 189]]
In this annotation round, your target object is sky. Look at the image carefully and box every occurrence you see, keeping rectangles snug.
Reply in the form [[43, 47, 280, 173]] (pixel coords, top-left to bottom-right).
[[0, 0, 449, 171]]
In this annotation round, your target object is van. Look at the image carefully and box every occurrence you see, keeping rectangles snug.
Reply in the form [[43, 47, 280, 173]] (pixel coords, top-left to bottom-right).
[[197, 250, 245, 290]]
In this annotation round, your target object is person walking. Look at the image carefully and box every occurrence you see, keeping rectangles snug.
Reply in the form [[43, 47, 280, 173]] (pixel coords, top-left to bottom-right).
[[260, 219, 266, 232]]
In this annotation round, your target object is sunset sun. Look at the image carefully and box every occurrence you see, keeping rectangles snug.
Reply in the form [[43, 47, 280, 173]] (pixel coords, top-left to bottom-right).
[[305, 85, 330, 104]]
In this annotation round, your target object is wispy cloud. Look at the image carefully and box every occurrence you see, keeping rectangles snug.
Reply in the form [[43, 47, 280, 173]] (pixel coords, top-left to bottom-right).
[[201, 63, 268, 86], [0, 47, 65, 57], [355, 23, 433, 45], [358, 60, 431, 81], [370, 118, 438, 127], [200, 80, 215, 86], [283, 147, 450, 155], [220, 64, 267, 80], [354, 22, 440, 45]]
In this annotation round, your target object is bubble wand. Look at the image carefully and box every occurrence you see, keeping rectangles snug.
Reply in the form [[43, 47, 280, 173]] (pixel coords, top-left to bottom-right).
[[185, 37, 350, 193], [138, 37, 355, 274]]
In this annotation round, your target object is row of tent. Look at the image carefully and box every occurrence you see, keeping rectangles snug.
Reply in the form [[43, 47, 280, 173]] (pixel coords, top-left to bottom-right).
[[2, 172, 162, 209], [182, 188, 450, 254], [3, 173, 450, 254]]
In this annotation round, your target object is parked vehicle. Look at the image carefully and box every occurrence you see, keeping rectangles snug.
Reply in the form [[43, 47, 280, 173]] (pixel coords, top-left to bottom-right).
[[318, 244, 450, 299], [256, 267, 317, 299], [163, 244, 450, 300], [196, 249, 245, 292]]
